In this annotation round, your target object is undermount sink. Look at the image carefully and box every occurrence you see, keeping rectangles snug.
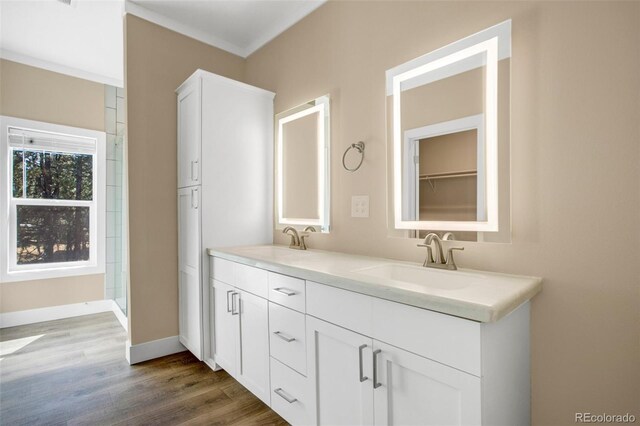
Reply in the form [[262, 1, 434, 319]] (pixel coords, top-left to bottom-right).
[[353, 263, 486, 291]]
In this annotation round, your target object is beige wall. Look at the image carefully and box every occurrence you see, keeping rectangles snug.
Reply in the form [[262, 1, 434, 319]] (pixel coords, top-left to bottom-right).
[[245, 2, 640, 424], [124, 15, 245, 344], [0, 59, 105, 131], [0, 275, 105, 312], [0, 59, 105, 313]]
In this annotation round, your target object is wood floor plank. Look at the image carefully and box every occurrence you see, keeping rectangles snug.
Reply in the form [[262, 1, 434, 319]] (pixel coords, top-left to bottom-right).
[[0, 312, 286, 425]]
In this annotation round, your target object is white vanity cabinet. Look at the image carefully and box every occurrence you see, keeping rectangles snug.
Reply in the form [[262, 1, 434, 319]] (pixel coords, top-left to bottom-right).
[[177, 187, 202, 358], [305, 282, 484, 426], [176, 70, 274, 362], [211, 259, 271, 405], [177, 77, 201, 189], [305, 315, 481, 426], [306, 316, 374, 425], [211, 279, 237, 375], [372, 341, 481, 425], [209, 251, 536, 426]]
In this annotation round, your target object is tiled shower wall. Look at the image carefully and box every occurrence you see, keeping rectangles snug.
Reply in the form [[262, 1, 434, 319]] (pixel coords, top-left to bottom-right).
[[105, 85, 126, 314]]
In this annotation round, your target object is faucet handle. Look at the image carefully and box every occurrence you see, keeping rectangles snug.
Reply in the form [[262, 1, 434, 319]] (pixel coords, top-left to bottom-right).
[[300, 234, 309, 250], [417, 243, 434, 266], [445, 247, 464, 268]]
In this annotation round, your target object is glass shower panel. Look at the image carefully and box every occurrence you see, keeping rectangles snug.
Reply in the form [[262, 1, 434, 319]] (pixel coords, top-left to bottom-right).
[[105, 85, 127, 315]]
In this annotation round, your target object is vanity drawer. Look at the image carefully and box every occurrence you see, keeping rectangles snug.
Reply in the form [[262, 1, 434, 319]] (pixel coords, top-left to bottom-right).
[[372, 297, 481, 376], [268, 272, 306, 313], [269, 302, 306, 375], [211, 257, 234, 284], [306, 281, 374, 337], [234, 263, 268, 299], [270, 357, 312, 426], [306, 280, 481, 375]]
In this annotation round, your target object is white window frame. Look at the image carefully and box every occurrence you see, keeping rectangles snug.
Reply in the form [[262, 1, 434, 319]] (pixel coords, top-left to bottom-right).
[[0, 116, 106, 282]]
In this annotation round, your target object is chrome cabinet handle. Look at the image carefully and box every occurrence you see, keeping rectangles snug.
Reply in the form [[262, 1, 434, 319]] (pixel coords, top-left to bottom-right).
[[190, 159, 199, 182], [274, 388, 297, 404], [226, 290, 233, 313], [273, 287, 296, 296], [373, 349, 382, 389], [193, 188, 198, 209], [359, 344, 368, 382], [231, 292, 239, 315], [273, 331, 296, 343]]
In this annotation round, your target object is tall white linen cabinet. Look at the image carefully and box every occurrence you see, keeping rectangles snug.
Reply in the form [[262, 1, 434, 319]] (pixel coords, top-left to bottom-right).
[[176, 69, 275, 363]]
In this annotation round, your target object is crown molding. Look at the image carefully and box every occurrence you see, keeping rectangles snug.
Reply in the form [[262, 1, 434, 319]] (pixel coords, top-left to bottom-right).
[[0, 49, 123, 87], [124, 0, 325, 59]]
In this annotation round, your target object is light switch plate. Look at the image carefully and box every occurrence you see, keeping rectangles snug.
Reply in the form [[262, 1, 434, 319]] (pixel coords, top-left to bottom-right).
[[351, 195, 369, 218]]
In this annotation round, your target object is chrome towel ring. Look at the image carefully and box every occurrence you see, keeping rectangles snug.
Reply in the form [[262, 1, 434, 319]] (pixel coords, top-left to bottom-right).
[[342, 141, 365, 172]]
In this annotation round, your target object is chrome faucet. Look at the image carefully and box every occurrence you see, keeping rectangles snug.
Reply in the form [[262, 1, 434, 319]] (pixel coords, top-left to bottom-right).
[[417, 233, 464, 270]]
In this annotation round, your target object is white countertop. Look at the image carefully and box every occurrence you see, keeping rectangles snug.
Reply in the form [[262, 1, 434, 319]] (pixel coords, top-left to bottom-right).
[[207, 245, 542, 323]]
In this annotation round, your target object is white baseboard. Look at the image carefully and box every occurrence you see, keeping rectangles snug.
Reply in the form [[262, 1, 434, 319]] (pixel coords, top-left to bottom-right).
[[111, 302, 128, 332], [126, 335, 186, 365], [0, 299, 119, 328]]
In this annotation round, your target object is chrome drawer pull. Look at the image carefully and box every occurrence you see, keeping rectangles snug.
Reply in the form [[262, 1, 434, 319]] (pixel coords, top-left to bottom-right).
[[358, 344, 368, 382], [373, 349, 382, 389], [191, 159, 199, 182], [273, 331, 296, 342], [273, 287, 297, 296], [231, 292, 239, 315], [226, 290, 233, 313], [274, 388, 297, 404]]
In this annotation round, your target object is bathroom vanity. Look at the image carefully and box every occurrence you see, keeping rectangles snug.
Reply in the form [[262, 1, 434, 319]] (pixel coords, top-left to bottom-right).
[[206, 245, 541, 426]]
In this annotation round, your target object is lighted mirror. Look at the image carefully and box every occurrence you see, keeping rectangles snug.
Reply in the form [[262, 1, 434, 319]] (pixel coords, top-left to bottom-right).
[[275, 95, 330, 232], [387, 20, 511, 242]]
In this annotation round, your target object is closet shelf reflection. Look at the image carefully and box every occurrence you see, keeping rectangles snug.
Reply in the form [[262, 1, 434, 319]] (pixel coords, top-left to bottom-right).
[[419, 170, 477, 181]]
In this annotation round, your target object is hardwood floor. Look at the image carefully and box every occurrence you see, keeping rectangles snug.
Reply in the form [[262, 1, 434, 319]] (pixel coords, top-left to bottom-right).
[[0, 312, 287, 425]]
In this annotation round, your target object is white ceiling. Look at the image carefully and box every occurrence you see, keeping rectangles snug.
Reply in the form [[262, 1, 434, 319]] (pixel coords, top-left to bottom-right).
[[0, 0, 324, 87], [0, 0, 125, 86], [126, 0, 326, 58]]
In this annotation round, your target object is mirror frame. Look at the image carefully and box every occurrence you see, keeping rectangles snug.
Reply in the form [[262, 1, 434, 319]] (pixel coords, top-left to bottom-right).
[[388, 20, 511, 233], [275, 95, 331, 232]]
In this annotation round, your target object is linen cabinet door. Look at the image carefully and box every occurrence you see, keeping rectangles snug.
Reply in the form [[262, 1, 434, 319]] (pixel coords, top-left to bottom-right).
[[177, 78, 201, 188], [236, 290, 271, 405], [212, 279, 238, 376], [306, 316, 374, 426], [177, 187, 202, 359], [372, 340, 481, 426]]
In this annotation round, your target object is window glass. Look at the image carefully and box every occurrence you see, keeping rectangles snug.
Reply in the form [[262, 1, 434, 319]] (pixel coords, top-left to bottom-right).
[[12, 150, 23, 198], [14, 150, 93, 201], [16, 205, 90, 265]]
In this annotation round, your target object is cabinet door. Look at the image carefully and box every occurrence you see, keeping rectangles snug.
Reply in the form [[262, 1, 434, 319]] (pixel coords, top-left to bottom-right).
[[212, 279, 238, 376], [236, 290, 271, 405], [307, 316, 374, 426], [177, 79, 201, 188], [373, 340, 481, 426], [177, 187, 202, 359]]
